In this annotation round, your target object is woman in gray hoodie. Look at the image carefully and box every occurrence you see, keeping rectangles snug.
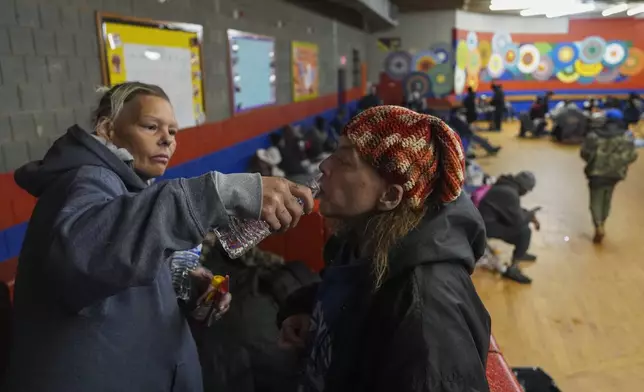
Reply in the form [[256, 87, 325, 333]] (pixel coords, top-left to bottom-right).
[[3, 82, 313, 392]]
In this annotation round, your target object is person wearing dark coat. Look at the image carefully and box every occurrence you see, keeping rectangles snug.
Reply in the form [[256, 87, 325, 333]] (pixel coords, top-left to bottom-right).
[[490, 84, 505, 131], [478, 171, 540, 266], [357, 85, 382, 112], [2, 82, 314, 392], [463, 86, 478, 124], [278, 106, 491, 392]]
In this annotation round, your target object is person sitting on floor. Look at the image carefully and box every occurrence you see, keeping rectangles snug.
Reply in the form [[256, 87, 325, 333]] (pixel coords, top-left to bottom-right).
[[581, 109, 638, 244], [478, 171, 540, 282], [449, 107, 501, 156], [524, 97, 547, 137]]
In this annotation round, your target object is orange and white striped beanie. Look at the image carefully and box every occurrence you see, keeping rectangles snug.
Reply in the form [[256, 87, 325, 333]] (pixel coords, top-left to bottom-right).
[[344, 105, 465, 208]]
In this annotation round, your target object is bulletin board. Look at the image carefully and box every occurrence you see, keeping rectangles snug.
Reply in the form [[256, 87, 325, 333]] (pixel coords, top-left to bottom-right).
[[292, 41, 320, 102], [227, 29, 277, 114], [97, 13, 205, 129]]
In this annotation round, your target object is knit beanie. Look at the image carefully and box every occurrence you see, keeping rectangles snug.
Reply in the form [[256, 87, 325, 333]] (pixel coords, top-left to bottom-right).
[[344, 105, 465, 208], [514, 171, 536, 192]]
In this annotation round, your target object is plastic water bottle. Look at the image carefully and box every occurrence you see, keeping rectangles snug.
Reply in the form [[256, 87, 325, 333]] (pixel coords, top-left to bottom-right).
[[169, 245, 202, 301], [214, 175, 320, 259]]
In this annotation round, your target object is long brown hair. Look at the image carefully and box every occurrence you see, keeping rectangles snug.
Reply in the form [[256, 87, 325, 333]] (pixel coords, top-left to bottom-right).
[[330, 203, 429, 290]]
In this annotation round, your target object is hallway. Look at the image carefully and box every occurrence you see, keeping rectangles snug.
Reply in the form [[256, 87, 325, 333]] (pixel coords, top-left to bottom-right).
[[471, 123, 644, 391]]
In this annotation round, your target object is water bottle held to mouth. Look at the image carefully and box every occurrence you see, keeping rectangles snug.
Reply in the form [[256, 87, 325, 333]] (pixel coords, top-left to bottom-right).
[[214, 175, 321, 259]]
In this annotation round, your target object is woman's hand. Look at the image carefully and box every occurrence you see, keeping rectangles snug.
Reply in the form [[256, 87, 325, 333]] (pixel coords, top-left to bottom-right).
[[189, 268, 232, 326], [278, 314, 311, 350], [261, 177, 314, 232]]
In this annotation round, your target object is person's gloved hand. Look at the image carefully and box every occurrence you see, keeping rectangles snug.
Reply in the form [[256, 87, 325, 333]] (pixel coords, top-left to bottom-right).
[[261, 177, 314, 233], [189, 267, 232, 326]]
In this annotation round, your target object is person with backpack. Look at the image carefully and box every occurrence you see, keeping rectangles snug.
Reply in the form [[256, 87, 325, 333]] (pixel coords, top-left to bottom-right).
[[581, 109, 638, 243], [477, 171, 539, 284], [278, 106, 491, 392]]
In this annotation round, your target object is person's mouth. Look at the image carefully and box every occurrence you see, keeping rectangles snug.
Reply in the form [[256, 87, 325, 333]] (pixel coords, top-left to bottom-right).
[[151, 154, 170, 164]]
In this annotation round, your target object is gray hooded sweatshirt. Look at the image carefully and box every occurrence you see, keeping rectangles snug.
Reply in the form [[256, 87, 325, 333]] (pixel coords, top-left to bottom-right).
[[3, 125, 262, 392]]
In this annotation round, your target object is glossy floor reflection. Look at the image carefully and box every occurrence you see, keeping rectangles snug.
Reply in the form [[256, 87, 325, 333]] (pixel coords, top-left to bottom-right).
[[471, 121, 644, 392]]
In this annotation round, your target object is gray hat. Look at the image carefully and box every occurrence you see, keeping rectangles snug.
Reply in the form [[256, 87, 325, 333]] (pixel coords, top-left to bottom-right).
[[514, 171, 536, 192]]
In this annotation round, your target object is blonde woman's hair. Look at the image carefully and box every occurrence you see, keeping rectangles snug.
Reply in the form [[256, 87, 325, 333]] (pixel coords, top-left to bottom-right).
[[92, 82, 169, 131]]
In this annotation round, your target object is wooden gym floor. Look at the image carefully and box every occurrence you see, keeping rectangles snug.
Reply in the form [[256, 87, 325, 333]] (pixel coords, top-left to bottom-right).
[[471, 121, 644, 391]]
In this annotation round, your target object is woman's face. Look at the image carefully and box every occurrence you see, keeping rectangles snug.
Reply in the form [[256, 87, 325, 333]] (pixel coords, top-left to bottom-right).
[[104, 94, 178, 178], [318, 136, 402, 218]]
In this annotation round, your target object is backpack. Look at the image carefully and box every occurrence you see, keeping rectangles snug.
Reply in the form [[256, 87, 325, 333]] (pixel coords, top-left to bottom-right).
[[195, 247, 320, 392], [471, 185, 492, 208]]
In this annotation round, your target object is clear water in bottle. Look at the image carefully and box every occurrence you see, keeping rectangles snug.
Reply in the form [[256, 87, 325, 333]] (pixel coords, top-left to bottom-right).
[[214, 175, 320, 259], [169, 245, 203, 301]]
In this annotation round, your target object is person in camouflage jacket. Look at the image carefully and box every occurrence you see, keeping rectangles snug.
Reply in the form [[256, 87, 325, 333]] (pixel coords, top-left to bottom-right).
[[581, 109, 638, 243]]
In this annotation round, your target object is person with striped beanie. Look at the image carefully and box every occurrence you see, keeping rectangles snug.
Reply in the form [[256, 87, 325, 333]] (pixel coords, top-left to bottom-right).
[[278, 106, 491, 392]]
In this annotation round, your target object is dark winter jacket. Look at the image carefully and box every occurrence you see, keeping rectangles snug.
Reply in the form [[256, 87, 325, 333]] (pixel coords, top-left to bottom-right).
[[478, 175, 533, 238], [581, 119, 638, 187], [3, 125, 262, 392], [278, 194, 491, 392], [463, 92, 477, 123]]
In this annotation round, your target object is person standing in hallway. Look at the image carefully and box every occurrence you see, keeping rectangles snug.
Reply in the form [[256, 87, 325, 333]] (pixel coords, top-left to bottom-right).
[[278, 106, 491, 392], [3, 82, 314, 392], [478, 171, 540, 281], [490, 84, 505, 131], [581, 109, 637, 244], [463, 86, 478, 124]]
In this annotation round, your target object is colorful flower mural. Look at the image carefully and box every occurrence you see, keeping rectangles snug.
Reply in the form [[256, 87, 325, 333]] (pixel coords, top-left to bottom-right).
[[453, 31, 643, 94]]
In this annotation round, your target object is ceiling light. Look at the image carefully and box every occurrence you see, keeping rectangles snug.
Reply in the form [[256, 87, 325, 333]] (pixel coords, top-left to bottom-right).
[[627, 4, 644, 16], [520, 8, 546, 16], [546, 4, 596, 18], [602, 3, 629, 16]]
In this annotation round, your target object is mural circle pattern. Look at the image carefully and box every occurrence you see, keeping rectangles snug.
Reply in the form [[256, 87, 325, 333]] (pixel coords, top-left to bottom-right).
[[517, 44, 541, 74], [596, 67, 620, 83], [467, 49, 482, 75], [456, 40, 470, 69], [384, 51, 412, 80], [478, 40, 492, 68], [502, 44, 519, 67], [428, 63, 453, 97], [466, 72, 479, 91], [430, 43, 452, 64], [620, 47, 644, 76], [578, 36, 606, 64], [487, 53, 505, 78], [404, 72, 432, 98], [551, 43, 579, 69], [454, 67, 466, 95], [466, 31, 478, 51], [532, 56, 554, 81], [603, 42, 627, 67], [413, 51, 438, 73], [574, 59, 603, 78], [492, 32, 513, 54], [556, 66, 580, 84]]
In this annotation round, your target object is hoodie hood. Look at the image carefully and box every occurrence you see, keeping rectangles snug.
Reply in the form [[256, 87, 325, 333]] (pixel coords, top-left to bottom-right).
[[14, 125, 148, 197], [388, 194, 486, 277], [594, 119, 628, 138]]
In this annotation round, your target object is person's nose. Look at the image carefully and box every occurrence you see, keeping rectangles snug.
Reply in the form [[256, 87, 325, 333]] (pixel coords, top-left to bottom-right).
[[158, 127, 175, 147]]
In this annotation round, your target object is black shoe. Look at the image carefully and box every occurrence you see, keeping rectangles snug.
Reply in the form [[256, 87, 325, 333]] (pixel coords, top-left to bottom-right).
[[487, 147, 501, 156], [513, 253, 537, 262], [502, 264, 532, 284]]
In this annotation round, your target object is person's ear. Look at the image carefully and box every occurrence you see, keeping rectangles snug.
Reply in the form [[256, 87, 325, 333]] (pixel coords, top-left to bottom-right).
[[377, 184, 404, 212], [95, 117, 115, 141]]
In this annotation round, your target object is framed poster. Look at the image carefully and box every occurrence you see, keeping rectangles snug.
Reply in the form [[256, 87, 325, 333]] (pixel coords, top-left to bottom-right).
[[97, 13, 205, 129], [227, 29, 277, 114], [292, 41, 320, 102]]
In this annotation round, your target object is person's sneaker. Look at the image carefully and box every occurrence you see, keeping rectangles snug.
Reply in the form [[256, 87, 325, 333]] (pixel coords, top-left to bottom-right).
[[593, 225, 605, 244], [488, 147, 502, 156], [513, 253, 537, 262], [502, 264, 532, 284]]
